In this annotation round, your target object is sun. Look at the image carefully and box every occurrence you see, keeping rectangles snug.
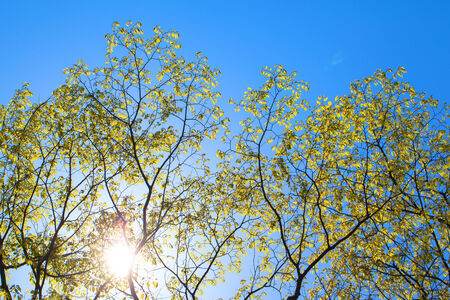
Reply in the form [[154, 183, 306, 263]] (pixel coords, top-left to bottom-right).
[[104, 242, 135, 277]]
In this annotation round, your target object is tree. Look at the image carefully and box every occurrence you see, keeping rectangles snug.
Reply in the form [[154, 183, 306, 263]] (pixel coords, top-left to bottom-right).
[[0, 21, 448, 299], [225, 66, 449, 299]]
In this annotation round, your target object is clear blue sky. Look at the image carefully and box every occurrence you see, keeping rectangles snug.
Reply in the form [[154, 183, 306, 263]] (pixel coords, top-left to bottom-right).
[[1, 0, 449, 297], [1, 0, 449, 107]]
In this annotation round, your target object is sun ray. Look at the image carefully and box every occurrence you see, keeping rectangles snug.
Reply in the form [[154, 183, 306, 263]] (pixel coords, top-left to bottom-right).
[[104, 242, 134, 277]]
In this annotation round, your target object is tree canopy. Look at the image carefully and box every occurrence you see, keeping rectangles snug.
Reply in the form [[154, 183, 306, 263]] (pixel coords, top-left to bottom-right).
[[0, 21, 448, 300]]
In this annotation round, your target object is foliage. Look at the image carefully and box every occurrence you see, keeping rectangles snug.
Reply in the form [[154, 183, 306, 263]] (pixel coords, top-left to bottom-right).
[[0, 22, 448, 299]]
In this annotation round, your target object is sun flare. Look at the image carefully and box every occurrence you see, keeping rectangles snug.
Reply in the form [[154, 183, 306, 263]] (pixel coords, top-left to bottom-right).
[[104, 243, 134, 277]]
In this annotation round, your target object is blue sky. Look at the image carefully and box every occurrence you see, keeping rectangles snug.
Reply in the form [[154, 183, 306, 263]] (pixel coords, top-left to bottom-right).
[[1, 0, 449, 107], [1, 0, 449, 297]]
